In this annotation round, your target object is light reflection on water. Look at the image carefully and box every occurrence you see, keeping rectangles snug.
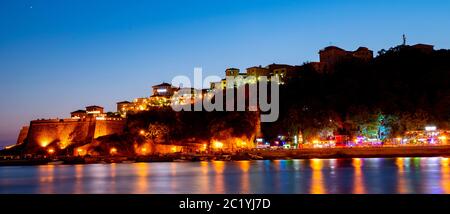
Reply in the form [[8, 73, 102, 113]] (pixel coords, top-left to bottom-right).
[[442, 158, 450, 193], [239, 161, 250, 193], [1, 157, 450, 194], [310, 159, 325, 194], [352, 158, 366, 194], [134, 163, 148, 194]]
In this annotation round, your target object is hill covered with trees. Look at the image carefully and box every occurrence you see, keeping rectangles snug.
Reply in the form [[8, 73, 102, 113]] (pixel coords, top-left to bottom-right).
[[263, 45, 450, 142]]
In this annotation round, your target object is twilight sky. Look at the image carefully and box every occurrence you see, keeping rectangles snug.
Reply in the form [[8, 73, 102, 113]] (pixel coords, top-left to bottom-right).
[[1, 0, 450, 146]]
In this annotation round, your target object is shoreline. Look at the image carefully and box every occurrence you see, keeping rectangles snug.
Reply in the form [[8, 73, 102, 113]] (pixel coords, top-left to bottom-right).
[[1, 145, 450, 166], [253, 145, 450, 160]]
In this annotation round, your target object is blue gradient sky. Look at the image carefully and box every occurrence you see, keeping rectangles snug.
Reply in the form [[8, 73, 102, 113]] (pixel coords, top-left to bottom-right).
[[1, 0, 450, 146]]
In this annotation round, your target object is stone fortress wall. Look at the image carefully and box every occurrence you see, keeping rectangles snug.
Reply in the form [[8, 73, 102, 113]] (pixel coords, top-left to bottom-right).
[[18, 119, 125, 151]]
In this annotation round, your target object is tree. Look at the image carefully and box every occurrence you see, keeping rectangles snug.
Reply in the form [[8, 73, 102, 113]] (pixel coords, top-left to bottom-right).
[[145, 122, 170, 144]]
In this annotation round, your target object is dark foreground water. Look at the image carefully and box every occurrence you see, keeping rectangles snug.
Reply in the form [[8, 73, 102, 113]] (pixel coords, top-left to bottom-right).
[[1, 157, 450, 194]]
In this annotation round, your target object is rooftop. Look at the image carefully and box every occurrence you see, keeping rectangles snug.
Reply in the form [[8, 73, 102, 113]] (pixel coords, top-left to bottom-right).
[[117, 101, 131, 104], [412, 44, 434, 48], [71, 110, 86, 114], [355, 47, 371, 52], [86, 105, 104, 109], [320, 46, 346, 52], [247, 65, 268, 69], [152, 82, 172, 88]]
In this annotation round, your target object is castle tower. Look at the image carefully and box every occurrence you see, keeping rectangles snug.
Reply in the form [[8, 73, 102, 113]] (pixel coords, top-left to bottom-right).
[[225, 68, 240, 77]]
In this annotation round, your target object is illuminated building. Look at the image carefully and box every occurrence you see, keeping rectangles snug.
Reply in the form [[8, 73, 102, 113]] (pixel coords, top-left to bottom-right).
[[266, 63, 303, 83], [70, 110, 87, 119], [20, 104, 125, 153], [211, 67, 254, 90], [210, 79, 227, 90], [70, 106, 111, 120], [246, 66, 271, 77], [208, 46, 375, 89], [116, 98, 151, 114], [117, 101, 131, 116], [132, 97, 150, 110], [402, 126, 449, 145], [152, 82, 176, 97], [86, 105, 104, 115], [117, 83, 205, 115], [149, 83, 178, 107], [210, 64, 304, 91], [172, 87, 205, 105], [225, 68, 240, 77]]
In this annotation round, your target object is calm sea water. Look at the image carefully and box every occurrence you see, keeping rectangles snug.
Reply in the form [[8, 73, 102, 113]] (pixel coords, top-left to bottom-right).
[[0, 157, 449, 194]]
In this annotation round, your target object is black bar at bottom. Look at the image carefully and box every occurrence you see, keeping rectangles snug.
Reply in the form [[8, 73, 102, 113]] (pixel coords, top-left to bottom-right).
[[1, 195, 449, 213]]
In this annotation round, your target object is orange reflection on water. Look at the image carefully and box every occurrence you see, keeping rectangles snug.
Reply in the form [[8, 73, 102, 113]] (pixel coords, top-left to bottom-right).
[[239, 161, 251, 193], [38, 165, 55, 183], [110, 163, 117, 193], [310, 159, 326, 194], [197, 161, 211, 193], [38, 165, 55, 194], [134, 163, 149, 194], [74, 164, 84, 194], [395, 158, 408, 194], [170, 162, 177, 176], [272, 160, 281, 171], [212, 161, 225, 193], [396, 158, 404, 173], [239, 161, 250, 173], [441, 158, 450, 194], [200, 161, 209, 175], [110, 163, 117, 177], [352, 158, 366, 194]]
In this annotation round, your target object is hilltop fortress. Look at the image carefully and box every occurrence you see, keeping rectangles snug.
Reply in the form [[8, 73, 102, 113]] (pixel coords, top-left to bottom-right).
[[17, 106, 125, 154]]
